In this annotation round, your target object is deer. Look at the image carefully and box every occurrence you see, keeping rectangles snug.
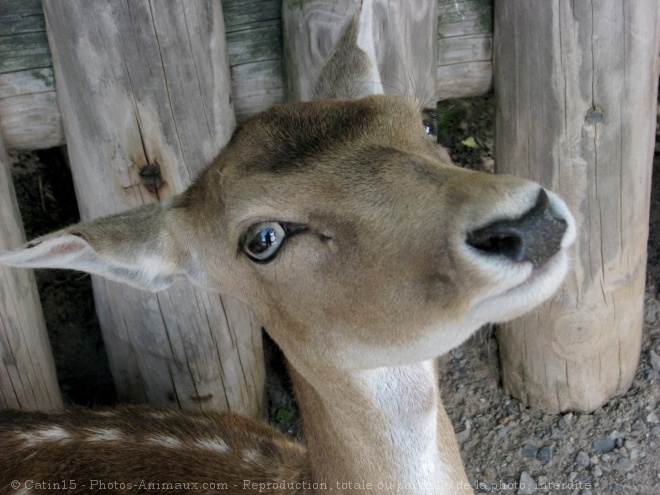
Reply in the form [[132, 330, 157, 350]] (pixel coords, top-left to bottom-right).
[[0, 5, 576, 495]]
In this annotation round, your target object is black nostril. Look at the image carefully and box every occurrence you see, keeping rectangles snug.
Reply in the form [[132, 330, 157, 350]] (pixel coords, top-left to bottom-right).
[[466, 189, 567, 268]]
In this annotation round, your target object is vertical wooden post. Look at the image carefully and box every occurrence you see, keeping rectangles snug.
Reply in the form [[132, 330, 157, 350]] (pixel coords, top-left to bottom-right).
[[494, 0, 660, 412], [0, 133, 62, 410], [42, 0, 265, 417], [283, 0, 437, 103]]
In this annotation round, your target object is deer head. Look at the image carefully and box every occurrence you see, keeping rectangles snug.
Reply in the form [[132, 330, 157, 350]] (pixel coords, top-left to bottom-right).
[[0, 95, 574, 377], [0, 3, 575, 493]]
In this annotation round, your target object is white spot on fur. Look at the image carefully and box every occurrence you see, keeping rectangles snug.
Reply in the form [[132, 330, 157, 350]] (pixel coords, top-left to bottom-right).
[[189, 415, 211, 425], [95, 410, 116, 417], [242, 449, 260, 463], [148, 434, 182, 448], [194, 438, 229, 453], [149, 411, 172, 420], [87, 428, 123, 442], [18, 426, 71, 446]]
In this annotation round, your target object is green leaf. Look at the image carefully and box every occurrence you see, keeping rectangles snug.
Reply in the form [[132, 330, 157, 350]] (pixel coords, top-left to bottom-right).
[[461, 136, 478, 148], [275, 408, 296, 424]]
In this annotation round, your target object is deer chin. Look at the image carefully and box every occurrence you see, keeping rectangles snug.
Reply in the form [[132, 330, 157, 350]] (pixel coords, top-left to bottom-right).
[[469, 247, 571, 324], [363, 243, 573, 369]]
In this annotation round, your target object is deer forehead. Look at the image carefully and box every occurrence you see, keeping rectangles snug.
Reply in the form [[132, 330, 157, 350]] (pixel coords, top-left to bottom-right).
[[208, 97, 453, 238]]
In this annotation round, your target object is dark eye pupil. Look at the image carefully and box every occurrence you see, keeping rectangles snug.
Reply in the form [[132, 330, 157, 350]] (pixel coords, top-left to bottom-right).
[[249, 228, 277, 255], [423, 119, 435, 135]]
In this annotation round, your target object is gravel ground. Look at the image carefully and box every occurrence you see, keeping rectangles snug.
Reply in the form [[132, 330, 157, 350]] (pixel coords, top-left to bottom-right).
[[9, 95, 660, 494]]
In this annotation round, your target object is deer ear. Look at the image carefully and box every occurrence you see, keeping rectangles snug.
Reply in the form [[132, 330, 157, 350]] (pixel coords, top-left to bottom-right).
[[315, 0, 383, 99], [0, 204, 186, 292]]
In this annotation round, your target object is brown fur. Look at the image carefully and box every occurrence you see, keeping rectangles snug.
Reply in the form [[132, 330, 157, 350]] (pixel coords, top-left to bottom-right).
[[0, 406, 310, 495]]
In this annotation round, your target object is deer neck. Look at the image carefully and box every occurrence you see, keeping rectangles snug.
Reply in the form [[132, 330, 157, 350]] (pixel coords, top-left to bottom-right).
[[288, 360, 473, 495]]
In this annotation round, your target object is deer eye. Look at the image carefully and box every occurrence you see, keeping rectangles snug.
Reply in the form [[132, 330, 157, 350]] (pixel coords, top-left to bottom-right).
[[422, 112, 437, 142], [244, 222, 287, 262]]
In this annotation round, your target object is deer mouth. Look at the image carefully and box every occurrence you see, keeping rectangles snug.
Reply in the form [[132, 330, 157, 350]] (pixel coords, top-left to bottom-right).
[[466, 188, 576, 323]]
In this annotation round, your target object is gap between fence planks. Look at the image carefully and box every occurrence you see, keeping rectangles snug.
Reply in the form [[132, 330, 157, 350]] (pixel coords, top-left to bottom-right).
[[41, 0, 265, 416], [0, 131, 62, 410], [494, 0, 660, 413]]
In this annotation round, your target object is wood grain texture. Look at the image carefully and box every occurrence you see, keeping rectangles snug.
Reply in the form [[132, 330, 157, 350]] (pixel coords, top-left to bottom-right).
[[42, 0, 265, 417], [437, 0, 493, 97], [223, 0, 286, 121], [0, 0, 63, 150], [494, 0, 660, 413], [0, 132, 62, 410], [2, 0, 495, 150], [283, 0, 438, 103]]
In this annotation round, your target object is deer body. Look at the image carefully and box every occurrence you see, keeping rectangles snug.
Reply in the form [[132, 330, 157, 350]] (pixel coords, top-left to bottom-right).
[[0, 6, 575, 493]]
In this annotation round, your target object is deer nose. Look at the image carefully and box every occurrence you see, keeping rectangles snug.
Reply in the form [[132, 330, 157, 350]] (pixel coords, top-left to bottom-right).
[[466, 189, 568, 268]]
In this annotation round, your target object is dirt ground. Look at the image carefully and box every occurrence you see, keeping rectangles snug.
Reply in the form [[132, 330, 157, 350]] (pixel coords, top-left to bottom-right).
[[8, 95, 660, 494]]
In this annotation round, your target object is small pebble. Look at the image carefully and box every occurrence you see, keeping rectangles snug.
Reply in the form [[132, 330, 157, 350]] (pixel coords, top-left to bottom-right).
[[592, 466, 603, 477], [498, 426, 508, 439], [647, 411, 659, 424], [576, 451, 590, 467], [616, 458, 634, 471], [651, 426, 660, 435], [456, 426, 471, 444], [630, 449, 641, 460], [592, 437, 616, 453], [651, 349, 660, 371], [522, 444, 539, 458], [537, 445, 553, 463], [551, 428, 565, 440], [517, 472, 537, 495], [632, 420, 646, 431]]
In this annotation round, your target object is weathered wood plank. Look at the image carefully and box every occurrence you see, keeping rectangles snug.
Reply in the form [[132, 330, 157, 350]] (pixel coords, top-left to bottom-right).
[[0, 131, 62, 410], [0, 0, 62, 151], [494, 0, 660, 413], [42, 0, 265, 416], [0, 69, 62, 150], [223, 0, 286, 121], [1, 0, 495, 150], [437, 0, 493, 97]]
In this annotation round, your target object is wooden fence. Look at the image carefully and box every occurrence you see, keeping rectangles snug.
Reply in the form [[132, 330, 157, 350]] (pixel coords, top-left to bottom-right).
[[0, 0, 658, 415]]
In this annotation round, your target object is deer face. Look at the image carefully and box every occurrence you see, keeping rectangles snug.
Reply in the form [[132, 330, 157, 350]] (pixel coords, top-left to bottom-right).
[[0, 95, 575, 372]]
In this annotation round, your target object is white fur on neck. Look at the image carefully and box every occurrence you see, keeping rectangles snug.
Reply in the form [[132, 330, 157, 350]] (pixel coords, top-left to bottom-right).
[[360, 362, 444, 493], [301, 361, 471, 494]]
